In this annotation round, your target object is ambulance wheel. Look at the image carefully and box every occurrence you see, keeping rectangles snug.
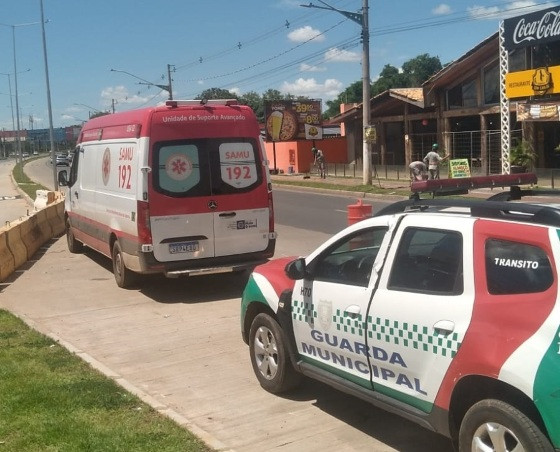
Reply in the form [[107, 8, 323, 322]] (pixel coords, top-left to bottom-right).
[[66, 219, 83, 253], [458, 399, 553, 452], [112, 241, 136, 288], [249, 313, 302, 394]]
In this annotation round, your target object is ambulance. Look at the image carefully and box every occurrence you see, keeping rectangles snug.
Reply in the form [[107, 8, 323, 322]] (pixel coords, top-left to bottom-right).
[[59, 99, 276, 288]]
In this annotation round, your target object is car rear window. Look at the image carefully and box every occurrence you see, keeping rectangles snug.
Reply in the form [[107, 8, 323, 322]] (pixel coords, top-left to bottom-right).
[[153, 138, 262, 197], [485, 239, 553, 294]]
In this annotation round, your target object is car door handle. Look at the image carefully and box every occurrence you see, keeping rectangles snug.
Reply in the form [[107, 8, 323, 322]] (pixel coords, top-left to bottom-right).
[[433, 320, 455, 335], [219, 212, 236, 218], [344, 305, 361, 318]]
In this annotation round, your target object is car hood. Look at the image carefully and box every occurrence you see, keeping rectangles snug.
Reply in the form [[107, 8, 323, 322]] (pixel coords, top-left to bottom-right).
[[252, 256, 298, 298]]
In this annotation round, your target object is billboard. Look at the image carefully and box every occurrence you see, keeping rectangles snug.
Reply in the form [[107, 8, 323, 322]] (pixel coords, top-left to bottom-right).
[[503, 5, 560, 50], [264, 100, 322, 142]]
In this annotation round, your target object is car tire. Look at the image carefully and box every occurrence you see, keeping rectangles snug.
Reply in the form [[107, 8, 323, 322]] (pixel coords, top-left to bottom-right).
[[112, 240, 136, 289], [459, 399, 553, 452], [249, 313, 302, 394], [66, 219, 83, 253]]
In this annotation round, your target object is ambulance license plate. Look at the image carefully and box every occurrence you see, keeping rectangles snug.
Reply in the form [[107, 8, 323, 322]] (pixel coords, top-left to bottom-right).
[[169, 241, 199, 254]]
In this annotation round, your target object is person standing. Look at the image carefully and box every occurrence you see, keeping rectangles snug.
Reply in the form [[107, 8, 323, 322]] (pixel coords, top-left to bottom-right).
[[315, 148, 326, 178], [423, 143, 448, 179]]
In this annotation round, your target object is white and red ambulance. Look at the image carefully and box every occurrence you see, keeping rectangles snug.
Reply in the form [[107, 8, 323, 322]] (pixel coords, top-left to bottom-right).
[[59, 99, 276, 287]]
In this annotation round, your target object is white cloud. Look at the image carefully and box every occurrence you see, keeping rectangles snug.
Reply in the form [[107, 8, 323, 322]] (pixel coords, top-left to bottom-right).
[[300, 63, 327, 72], [100, 85, 162, 106], [433, 4, 452, 15], [279, 78, 344, 99], [324, 47, 361, 63], [229, 87, 241, 96], [288, 25, 325, 42], [468, 1, 557, 20]]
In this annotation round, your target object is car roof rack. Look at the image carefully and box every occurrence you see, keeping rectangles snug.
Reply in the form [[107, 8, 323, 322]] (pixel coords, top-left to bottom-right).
[[375, 197, 560, 228], [410, 172, 538, 199]]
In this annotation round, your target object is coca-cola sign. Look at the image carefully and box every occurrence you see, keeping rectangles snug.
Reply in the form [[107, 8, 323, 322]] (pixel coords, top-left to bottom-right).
[[504, 6, 560, 50]]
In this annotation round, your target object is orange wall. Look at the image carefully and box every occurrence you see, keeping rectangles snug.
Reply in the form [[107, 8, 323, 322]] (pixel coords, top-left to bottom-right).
[[264, 137, 346, 174]]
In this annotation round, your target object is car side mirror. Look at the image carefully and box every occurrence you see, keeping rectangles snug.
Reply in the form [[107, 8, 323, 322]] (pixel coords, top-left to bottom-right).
[[285, 257, 307, 280], [58, 170, 68, 187]]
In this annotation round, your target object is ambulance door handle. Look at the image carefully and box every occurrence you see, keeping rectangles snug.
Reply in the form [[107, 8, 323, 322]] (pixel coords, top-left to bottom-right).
[[219, 212, 236, 218], [74, 191, 79, 199], [433, 320, 455, 336]]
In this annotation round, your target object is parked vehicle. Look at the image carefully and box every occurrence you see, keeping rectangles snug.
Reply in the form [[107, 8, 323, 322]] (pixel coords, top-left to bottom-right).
[[241, 173, 559, 452], [58, 99, 276, 287]]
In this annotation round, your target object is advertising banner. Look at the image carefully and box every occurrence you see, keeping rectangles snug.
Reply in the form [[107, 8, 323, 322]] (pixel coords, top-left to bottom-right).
[[505, 66, 560, 98], [517, 101, 560, 121], [264, 100, 322, 142], [503, 5, 560, 50]]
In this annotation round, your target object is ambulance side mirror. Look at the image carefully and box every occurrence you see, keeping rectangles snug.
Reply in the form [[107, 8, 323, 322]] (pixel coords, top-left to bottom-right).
[[58, 170, 68, 187]]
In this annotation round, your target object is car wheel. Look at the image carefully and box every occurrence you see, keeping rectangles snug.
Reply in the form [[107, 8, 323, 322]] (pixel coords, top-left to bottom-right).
[[111, 240, 136, 288], [249, 313, 302, 394], [66, 219, 83, 253], [459, 399, 553, 452]]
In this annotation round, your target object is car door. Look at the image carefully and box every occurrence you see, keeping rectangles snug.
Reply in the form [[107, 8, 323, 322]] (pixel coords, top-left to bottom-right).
[[368, 215, 476, 412], [291, 220, 390, 389]]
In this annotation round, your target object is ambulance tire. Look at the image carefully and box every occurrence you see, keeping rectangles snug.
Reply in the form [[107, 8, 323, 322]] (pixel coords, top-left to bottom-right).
[[112, 241, 137, 289], [66, 219, 83, 253], [249, 313, 302, 394], [458, 399, 553, 452]]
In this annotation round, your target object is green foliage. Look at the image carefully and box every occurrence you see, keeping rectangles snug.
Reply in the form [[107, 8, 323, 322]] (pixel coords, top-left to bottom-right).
[[510, 139, 537, 168], [196, 87, 238, 100], [0, 309, 210, 452], [13, 158, 48, 200]]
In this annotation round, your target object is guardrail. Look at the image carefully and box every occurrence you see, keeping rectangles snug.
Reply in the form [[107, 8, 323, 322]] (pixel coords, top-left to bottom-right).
[[0, 191, 65, 283]]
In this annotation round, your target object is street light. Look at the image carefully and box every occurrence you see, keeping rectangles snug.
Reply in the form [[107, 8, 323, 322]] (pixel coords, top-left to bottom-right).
[[110, 65, 174, 100], [301, 0, 372, 185], [0, 20, 42, 164]]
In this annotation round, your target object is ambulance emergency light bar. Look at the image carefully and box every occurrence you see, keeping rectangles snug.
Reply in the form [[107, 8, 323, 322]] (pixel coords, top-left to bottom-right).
[[166, 99, 239, 107], [411, 173, 538, 196]]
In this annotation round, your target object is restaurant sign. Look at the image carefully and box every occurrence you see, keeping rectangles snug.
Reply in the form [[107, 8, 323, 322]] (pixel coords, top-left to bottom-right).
[[505, 66, 560, 98], [504, 5, 560, 50]]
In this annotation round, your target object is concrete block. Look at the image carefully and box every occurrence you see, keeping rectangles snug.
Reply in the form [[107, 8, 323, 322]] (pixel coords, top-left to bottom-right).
[[0, 230, 15, 282], [46, 202, 65, 237], [6, 223, 27, 269], [20, 214, 49, 259]]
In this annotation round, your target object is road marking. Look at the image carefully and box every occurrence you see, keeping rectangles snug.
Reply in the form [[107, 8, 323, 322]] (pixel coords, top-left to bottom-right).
[[0, 195, 22, 201]]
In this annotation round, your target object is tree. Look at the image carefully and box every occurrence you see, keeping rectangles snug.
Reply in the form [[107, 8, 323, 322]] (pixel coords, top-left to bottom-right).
[[239, 91, 264, 122], [196, 87, 238, 100], [371, 64, 408, 97], [323, 80, 362, 119], [401, 53, 442, 87]]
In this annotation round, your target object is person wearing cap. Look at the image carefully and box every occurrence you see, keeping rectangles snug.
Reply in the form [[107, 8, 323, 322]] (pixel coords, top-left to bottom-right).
[[423, 143, 448, 179]]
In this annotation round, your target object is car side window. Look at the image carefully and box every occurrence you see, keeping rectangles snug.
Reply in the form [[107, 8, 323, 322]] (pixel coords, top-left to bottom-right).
[[311, 227, 388, 287], [485, 239, 553, 294], [388, 227, 463, 295]]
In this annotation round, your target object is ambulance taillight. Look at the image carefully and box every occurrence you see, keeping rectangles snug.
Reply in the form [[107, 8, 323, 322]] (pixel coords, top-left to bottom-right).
[[136, 200, 152, 244]]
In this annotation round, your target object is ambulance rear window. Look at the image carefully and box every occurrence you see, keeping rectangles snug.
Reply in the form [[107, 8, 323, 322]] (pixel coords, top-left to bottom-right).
[[153, 138, 262, 197]]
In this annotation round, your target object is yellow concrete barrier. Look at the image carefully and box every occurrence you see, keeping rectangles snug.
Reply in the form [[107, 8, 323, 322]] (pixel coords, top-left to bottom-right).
[[19, 214, 50, 259], [0, 230, 15, 282], [46, 201, 65, 237], [6, 222, 27, 270]]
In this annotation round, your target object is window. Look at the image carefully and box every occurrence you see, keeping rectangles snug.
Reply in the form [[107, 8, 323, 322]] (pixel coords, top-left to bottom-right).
[[483, 64, 500, 105], [311, 227, 388, 287], [447, 79, 477, 110], [388, 228, 463, 295], [153, 138, 262, 197], [485, 239, 553, 294]]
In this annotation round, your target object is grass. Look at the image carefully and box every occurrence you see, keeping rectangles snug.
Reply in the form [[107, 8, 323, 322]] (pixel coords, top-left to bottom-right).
[[0, 310, 211, 452], [12, 157, 48, 200], [272, 177, 412, 197]]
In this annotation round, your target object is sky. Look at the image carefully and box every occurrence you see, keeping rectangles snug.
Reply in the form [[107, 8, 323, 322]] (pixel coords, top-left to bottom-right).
[[0, 0, 558, 130]]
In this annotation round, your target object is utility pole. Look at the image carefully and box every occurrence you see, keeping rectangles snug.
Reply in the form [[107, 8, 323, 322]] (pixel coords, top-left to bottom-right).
[[301, 0, 371, 184]]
